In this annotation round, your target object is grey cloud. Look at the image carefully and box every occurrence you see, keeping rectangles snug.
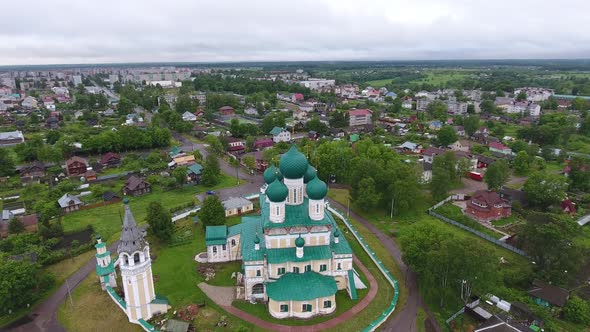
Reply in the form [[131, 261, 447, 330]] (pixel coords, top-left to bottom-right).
[[1, 0, 590, 65]]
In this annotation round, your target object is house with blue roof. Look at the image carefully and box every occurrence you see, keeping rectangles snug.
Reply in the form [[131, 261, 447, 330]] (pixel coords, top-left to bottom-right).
[[204, 146, 361, 319]]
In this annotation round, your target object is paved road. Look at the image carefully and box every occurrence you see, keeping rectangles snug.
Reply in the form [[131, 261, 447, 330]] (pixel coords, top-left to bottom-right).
[[6, 242, 120, 332]]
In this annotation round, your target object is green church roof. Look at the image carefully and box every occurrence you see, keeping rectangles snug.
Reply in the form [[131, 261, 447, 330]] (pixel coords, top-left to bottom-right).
[[96, 261, 115, 276], [263, 165, 279, 184], [205, 225, 227, 245], [266, 178, 288, 202], [279, 145, 309, 179], [306, 176, 328, 200], [266, 272, 338, 301], [303, 165, 317, 183], [266, 245, 332, 264]]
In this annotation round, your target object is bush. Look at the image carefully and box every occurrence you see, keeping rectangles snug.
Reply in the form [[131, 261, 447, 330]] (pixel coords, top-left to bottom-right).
[[563, 296, 590, 325]]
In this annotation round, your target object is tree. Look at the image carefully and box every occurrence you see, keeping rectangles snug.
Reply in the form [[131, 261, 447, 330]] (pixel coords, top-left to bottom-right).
[[199, 195, 225, 227], [8, 218, 25, 234], [242, 155, 256, 171], [484, 159, 509, 191], [204, 135, 224, 155], [146, 202, 173, 243], [0, 259, 53, 312], [563, 296, 590, 325], [329, 111, 348, 128], [437, 126, 458, 146], [45, 130, 61, 145], [516, 91, 527, 102], [427, 101, 447, 119], [510, 140, 529, 153], [466, 104, 475, 114], [523, 172, 568, 208], [431, 162, 451, 200], [193, 149, 203, 163], [568, 157, 590, 192], [201, 154, 221, 186], [352, 177, 381, 212], [513, 151, 531, 175], [571, 97, 589, 111], [479, 100, 495, 114], [171, 166, 187, 188], [463, 115, 480, 136], [520, 212, 584, 283], [305, 116, 329, 135], [0, 149, 15, 177]]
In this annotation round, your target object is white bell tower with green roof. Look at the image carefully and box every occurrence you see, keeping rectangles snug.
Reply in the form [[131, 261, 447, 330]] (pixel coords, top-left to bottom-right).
[[95, 234, 116, 290]]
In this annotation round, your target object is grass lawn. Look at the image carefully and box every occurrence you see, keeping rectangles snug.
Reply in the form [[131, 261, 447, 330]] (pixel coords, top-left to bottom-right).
[[327, 188, 534, 329], [365, 78, 394, 87], [45, 249, 97, 285], [62, 174, 238, 242], [58, 274, 144, 332], [416, 307, 427, 332], [434, 203, 505, 239]]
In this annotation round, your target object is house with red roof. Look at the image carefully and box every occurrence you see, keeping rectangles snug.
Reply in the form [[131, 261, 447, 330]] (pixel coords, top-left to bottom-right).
[[291, 93, 304, 103], [488, 142, 513, 155], [465, 190, 512, 223], [348, 109, 373, 127], [100, 152, 122, 168], [254, 139, 274, 150], [65, 156, 88, 176], [218, 106, 235, 117]]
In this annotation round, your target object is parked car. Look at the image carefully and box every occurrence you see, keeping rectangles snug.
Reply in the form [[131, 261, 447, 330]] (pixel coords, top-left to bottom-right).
[[206, 190, 216, 195], [468, 171, 484, 181]]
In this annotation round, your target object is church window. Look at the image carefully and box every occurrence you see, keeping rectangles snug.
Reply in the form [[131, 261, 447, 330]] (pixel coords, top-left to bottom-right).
[[231, 239, 236, 246], [280, 304, 289, 312], [302, 304, 312, 312], [323, 300, 332, 308], [316, 204, 320, 213], [276, 206, 280, 215], [256, 270, 261, 276], [277, 267, 286, 275], [222, 244, 226, 250], [293, 267, 300, 273], [337, 263, 342, 270], [134, 253, 140, 263], [305, 265, 311, 272], [213, 246, 217, 254], [320, 264, 327, 272]]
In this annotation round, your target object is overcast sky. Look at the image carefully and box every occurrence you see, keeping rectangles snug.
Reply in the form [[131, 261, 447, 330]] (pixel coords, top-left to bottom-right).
[[2, 0, 590, 65]]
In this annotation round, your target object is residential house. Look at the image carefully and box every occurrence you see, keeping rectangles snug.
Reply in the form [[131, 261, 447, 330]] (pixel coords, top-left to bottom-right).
[[421, 147, 446, 163], [65, 156, 88, 176], [401, 96, 413, 109], [58, 193, 82, 213], [489, 142, 513, 155], [416, 98, 431, 111], [385, 91, 397, 99], [465, 190, 512, 223], [103, 108, 116, 116], [169, 146, 183, 158], [222, 197, 254, 217], [270, 127, 291, 143], [102, 191, 120, 202], [46, 116, 59, 129], [182, 111, 197, 122], [348, 109, 373, 127], [0, 130, 24, 147], [18, 214, 39, 234], [218, 106, 235, 117], [454, 125, 466, 137], [308, 131, 320, 140], [476, 154, 496, 168], [244, 107, 258, 116], [527, 280, 569, 308], [561, 199, 576, 215], [446, 101, 468, 115], [100, 152, 122, 168], [329, 128, 345, 138], [83, 169, 97, 182], [474, 315, 535, 332], [449, 140, 471, 152], [428, 120, 442, 130], [254, 139, 274, 150], [226, 137, 245, 155], [21, 96, 38, 109], [122, 176, 151, 196], [398, 141, 422, 154], [171, 154, 196, 168], [291, 93, 304, 103], [20, 161, 46, 184], [187, 164, 203, 184]]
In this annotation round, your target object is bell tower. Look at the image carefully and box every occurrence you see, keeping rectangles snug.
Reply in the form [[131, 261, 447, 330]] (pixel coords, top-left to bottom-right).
[[95, 234, 116, 290], [117, 198, 162, 322]]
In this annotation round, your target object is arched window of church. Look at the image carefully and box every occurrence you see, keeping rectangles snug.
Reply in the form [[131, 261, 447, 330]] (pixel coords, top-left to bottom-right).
[[316, 204, 319, 213], [134, 253, 140, 263], [276, 206, 280, 215], [213, 246, 217, 254]]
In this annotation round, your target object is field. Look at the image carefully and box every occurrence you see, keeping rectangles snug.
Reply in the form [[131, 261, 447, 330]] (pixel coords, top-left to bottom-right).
[[62, 174, 237, 242]]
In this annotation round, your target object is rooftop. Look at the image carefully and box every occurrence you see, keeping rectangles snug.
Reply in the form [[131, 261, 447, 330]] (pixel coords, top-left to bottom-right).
[[266, 271, 338, 301]]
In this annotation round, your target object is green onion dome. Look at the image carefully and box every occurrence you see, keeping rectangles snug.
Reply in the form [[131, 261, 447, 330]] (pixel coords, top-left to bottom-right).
[[263, 165, 278, 184], [303, 165, 317, 183], [279, 145, 309, 179], [266, 178, 288, 202], [306, 176, 328, 200], [295, 235, 305, 247]]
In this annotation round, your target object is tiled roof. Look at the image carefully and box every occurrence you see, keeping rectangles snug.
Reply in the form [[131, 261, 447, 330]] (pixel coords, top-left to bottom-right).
[[57, 193, 81, 208], [471, 190, 505, 206], [118, 202, 147, 254], [266, 271, 338, 301], [124, 175, 149, 191]]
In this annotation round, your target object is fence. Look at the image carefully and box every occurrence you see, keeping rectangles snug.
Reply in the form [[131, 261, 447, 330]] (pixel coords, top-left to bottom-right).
[[428, 204, 528, 257]]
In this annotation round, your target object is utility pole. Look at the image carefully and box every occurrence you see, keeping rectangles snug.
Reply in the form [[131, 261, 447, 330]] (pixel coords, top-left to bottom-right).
[[390, 198, 394, 219]]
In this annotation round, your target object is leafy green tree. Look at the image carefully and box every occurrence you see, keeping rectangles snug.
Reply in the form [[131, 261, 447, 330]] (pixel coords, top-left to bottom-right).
[[261, 113, 286, 134], [229, 118, 243, 137], [352, 177, 381, 212], [45, 130, 61, 145], [431, 162, 451, 200], [563, 296, 590, 325], [479, 100, 496, 114], [516, 91, 527, 102], [520, 212, 584, 283], [305, 116, 329, 135], [329, 111, 348, 128], [171, 166, 187, 188], [427, 100, 447, 119], [568, 157, 590, 192], [510, 140, 529, 153], [484, 159, 509, 191], [199, 195, 225, 228], [513, 151, 531, 175], [466, 104, 475, 114], [463, 115, 480, 136], [0, 149, 16, 176], [571, 97, 589, 111], [8, 218, 25, 234], [204, 135, 224, 155], [242, 155, 256, 171], [193, 149, 203, 163], [0, 260, 53, 311], [201, 154, 221, 186], [523, 172, 568, 208], [437, 126, 458, 146], [117, 97, 134, 115], [146, 202, 173, 243]]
